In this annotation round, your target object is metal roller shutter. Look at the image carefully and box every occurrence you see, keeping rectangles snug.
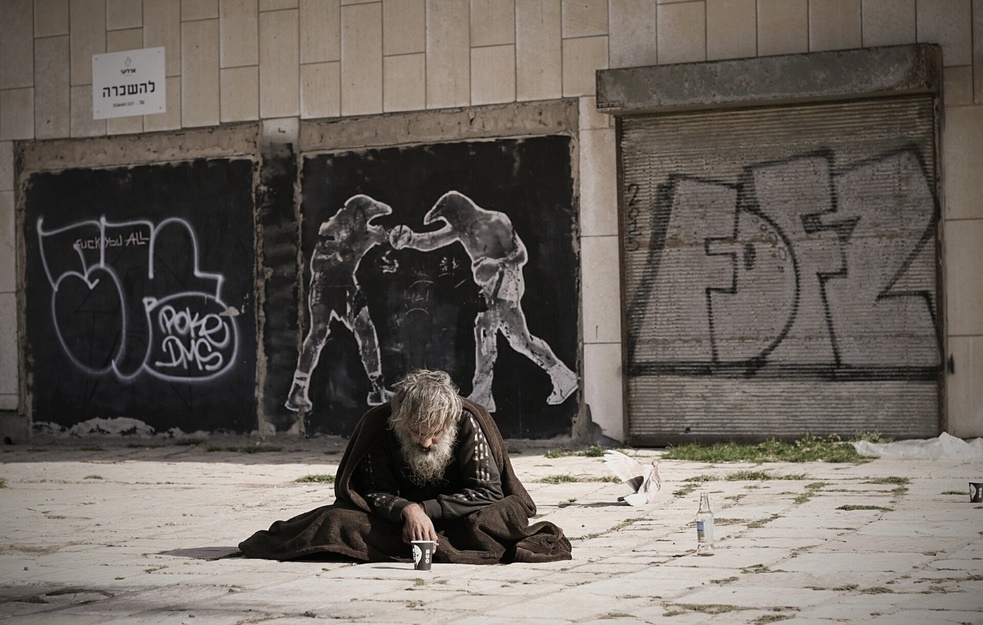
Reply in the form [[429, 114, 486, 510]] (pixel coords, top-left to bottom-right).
[[620, 96, 941, 444]]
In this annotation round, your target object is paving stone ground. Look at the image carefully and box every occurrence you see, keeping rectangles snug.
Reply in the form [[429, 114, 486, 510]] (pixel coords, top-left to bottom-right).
[[0, 435, 981, 624]]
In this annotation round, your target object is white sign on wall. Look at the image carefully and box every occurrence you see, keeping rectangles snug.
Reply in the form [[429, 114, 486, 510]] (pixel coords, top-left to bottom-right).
[[92, 47, 166, 119]]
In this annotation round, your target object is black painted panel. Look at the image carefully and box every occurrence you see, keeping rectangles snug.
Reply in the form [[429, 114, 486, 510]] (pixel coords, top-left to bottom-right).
[[24, 159, 258, 434], [291, 136, 580, 438]]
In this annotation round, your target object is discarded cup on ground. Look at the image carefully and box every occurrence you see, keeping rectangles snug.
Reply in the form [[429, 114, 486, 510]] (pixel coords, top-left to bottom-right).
[[412, 540, 434, 571], [970, 482, 983, 503]]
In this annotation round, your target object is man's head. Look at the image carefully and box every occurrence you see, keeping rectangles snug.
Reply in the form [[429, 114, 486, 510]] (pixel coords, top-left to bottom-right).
[[388, 369, 463, 485]]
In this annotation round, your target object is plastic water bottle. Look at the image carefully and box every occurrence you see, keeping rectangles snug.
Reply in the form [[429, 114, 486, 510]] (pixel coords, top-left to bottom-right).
[[696, 490, 715, 556]]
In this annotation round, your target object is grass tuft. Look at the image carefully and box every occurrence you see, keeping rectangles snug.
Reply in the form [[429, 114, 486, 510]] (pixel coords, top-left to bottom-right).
[[837, 505, 892, 511], [675, 604, 745, 614], [538, 474, 617, 484], [545, 445, 611, 459], [538, 474, 580, 484], [727, 470, 773, 481], [207, 444, 282, 454], [794, 481, 828, 504], [0, 478, 6, 488], [753, 616, 793, 625], [747, 514, 781, 529], [865, 476, 909, 485], [296, 474, 334, 484], [663, 434, 875, 463], [727, 471, 809, 481], [683, 474, 716, 483]]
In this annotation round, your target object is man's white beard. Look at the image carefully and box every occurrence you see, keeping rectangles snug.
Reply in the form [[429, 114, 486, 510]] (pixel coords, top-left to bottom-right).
[[396, 422, 458, 486]]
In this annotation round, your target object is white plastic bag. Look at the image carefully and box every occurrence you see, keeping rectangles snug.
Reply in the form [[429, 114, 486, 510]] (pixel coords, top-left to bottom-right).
[[852, 432, 983, 462]]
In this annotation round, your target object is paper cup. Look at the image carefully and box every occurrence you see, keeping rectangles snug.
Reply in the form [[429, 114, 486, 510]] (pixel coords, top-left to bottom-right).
[[411, 540, 434, 571], [970, 482, 983, 503]]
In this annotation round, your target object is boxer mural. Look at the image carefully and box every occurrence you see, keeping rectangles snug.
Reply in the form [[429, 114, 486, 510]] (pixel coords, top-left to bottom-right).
[[285, 195, 394, 417], [390, 191, 578, 412], [296, 136, 579, 439]]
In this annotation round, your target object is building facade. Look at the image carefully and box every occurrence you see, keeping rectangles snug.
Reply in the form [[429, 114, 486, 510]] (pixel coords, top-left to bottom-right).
[[0, 0, 980, 443]]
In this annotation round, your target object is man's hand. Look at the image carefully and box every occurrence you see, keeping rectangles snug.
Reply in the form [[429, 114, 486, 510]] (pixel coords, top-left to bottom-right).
[[401, 503, 439, 551]]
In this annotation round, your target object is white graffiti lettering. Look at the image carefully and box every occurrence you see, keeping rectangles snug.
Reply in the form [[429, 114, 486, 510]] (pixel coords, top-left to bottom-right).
[[156, 335, 227, 373], [157, 305, 232, 347], [154, 305, 233, 373], [37, 215, 239, 383], [74, 231, 149, 250], [628, 149, 940, 376]]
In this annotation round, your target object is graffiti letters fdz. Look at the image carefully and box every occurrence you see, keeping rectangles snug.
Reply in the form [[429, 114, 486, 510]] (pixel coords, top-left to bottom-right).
[[628, 149, 941, 380]]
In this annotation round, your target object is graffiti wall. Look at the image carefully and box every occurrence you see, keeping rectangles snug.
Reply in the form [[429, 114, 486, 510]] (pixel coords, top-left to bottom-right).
[[287, 135, 580, 438], [620, 98, 942, 442], [628, 148, 939, 374], [23, 159, 257, 434]]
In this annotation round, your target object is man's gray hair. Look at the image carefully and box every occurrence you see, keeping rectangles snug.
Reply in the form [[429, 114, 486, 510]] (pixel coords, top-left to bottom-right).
[[388, 369, 463, 433]]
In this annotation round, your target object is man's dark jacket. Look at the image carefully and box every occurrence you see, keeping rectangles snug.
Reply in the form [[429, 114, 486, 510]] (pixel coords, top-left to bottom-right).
[[238, 399, 572, 563]]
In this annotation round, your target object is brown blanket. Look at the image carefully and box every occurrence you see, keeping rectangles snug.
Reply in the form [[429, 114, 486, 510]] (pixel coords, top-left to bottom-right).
[[238, 399, 572, 563]]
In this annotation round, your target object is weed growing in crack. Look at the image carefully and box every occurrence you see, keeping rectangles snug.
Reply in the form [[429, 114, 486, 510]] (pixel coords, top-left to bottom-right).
[[207, 444, 282, 453], [727, 471, 809, 481], [296, 474, 334, 483], [538, 474, 618, 484], [747, 514, 781, 529], [684, 474, 716, 483], [865, 477, 910, 485], [544, 446, 609, 458], [713, 517, 747, 526], [753, 615, 793, 625], [794, 481, 828, 504], [674, 604, 746, 614], [837, 504, 892, 511]]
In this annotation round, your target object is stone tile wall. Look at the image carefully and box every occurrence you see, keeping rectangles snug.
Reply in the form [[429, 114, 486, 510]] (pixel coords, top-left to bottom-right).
[[0, 0, 980, 438]]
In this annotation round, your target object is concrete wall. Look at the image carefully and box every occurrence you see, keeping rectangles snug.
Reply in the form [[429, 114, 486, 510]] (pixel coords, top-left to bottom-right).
[[0, 0, 981, 441]]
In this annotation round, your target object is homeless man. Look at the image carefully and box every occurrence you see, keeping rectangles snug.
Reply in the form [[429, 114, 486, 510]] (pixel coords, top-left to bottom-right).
[[238, 369, 572, 564]]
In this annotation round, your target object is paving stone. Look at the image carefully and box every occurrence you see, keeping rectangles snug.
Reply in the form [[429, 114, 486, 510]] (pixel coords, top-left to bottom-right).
[[866, 608, 983, 625], [674, 584, 840, 609], [1, 440, 981, 624]]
